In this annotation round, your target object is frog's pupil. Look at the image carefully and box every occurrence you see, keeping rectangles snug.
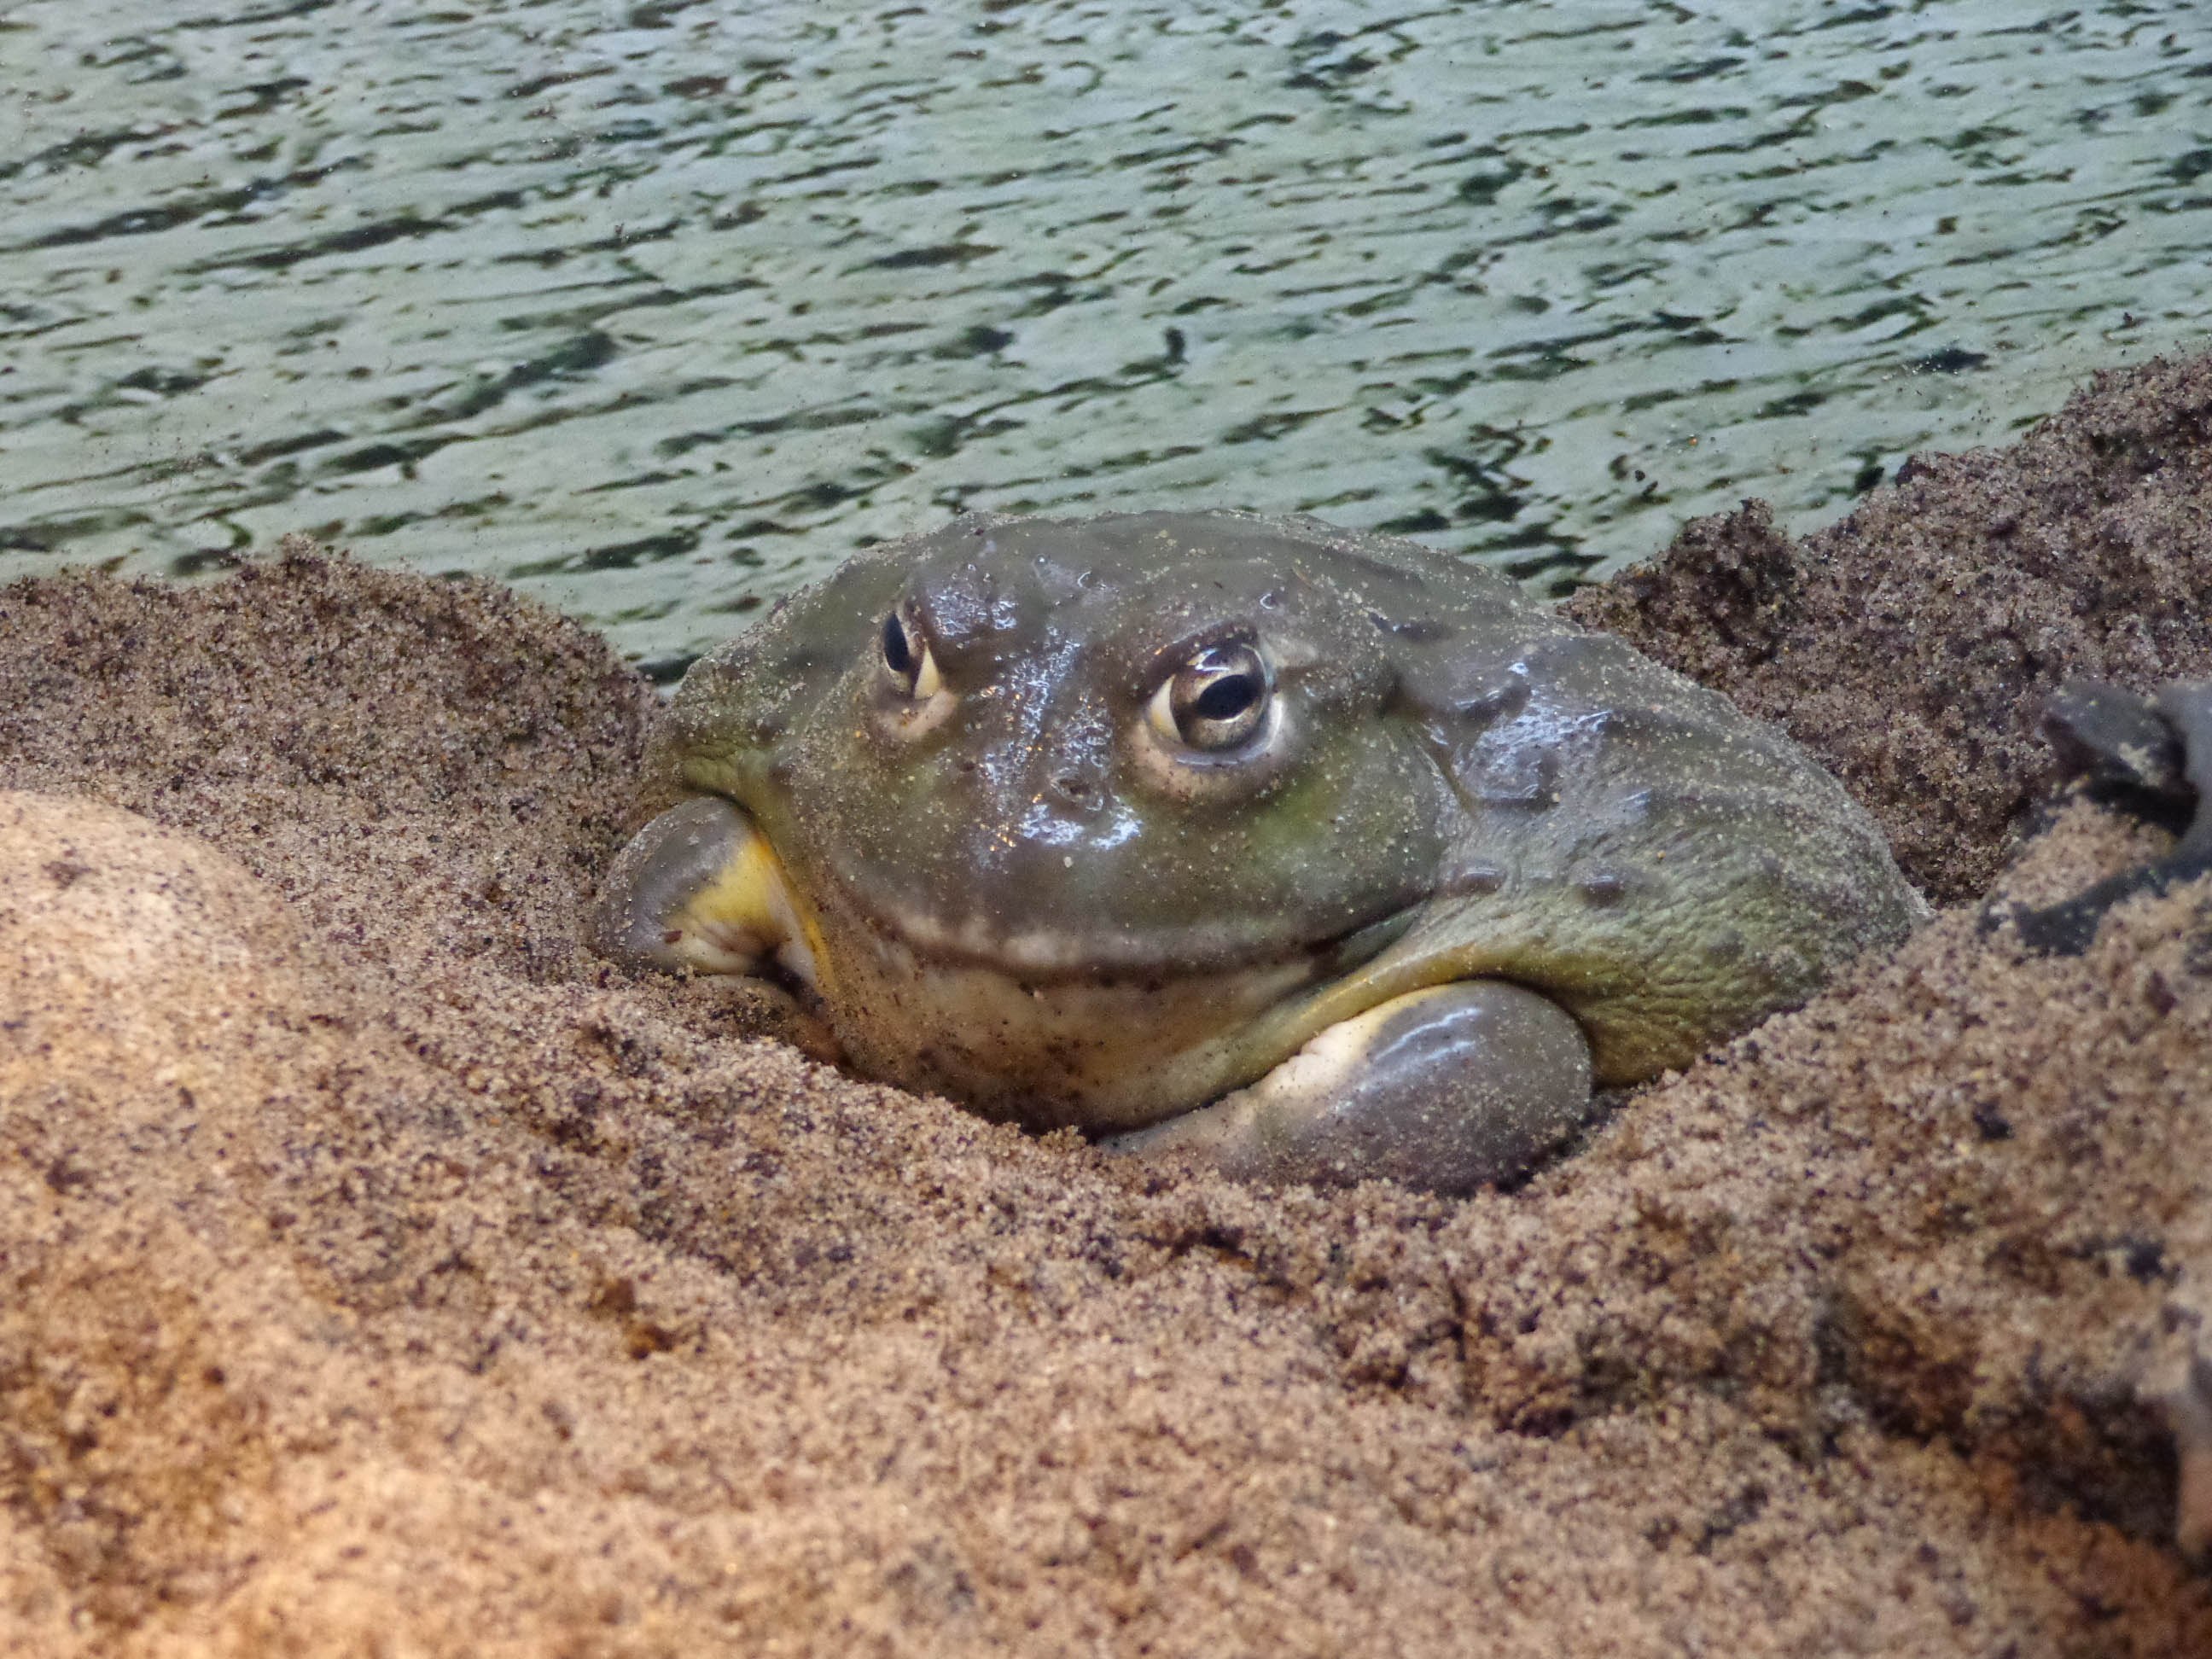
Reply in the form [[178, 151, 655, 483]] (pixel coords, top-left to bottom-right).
[[882, 612, 914, 679], [1192, 674, 1257, 722]]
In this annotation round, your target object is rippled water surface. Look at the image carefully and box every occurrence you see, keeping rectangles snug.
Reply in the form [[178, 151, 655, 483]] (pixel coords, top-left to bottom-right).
[[3, 1, 2208, 671]]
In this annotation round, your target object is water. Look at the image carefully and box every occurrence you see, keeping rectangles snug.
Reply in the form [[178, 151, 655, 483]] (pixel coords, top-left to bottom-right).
[[3, 0, 2207, 675]]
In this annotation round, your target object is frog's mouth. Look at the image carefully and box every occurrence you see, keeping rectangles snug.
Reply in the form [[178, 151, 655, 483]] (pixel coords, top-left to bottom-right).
[[824, 866, 1423, 983], [594, 794, 1446, 1128], [607, 793, 1424, 987]]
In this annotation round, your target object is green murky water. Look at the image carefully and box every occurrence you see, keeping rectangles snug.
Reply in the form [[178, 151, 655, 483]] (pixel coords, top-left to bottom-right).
[[3, 0, 2207, 673]]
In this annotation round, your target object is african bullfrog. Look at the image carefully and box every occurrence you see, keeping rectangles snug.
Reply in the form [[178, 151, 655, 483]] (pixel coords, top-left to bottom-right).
[[592, 509, 1927, 1194]]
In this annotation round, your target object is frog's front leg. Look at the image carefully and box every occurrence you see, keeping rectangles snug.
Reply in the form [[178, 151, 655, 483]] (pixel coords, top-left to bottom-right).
[[591, 795, 836, 1051], [1102, 981, 1595, 1196], [2011, 679, 2211, 956], [592, 795, 819, 975]]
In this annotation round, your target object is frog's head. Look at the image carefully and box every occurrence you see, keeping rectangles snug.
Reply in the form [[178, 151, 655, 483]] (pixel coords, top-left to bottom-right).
[[601, 510, 1527, 1127]]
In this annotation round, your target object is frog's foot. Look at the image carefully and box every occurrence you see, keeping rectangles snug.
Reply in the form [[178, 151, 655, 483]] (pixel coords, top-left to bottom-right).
[[2007, 680, 2212, 957], [1101, 981, 1595, 1196], [591, 796, 833, 1035]]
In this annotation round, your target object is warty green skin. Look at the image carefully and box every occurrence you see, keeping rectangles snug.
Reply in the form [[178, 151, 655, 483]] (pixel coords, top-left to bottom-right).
[[626, 509, 1927, 1158]]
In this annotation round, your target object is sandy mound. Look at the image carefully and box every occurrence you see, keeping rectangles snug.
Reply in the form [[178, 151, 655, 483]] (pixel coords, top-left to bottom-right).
[[3, 355, 2211, 1656], [1563, 352, 2212, 902]]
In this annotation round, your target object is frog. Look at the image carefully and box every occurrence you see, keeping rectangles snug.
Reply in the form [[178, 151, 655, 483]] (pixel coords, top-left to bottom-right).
[[591, 509, 1927, 1195]]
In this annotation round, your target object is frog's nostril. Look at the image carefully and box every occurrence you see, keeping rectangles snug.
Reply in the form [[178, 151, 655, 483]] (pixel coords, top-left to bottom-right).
[[1046, 768, 1110, 812]]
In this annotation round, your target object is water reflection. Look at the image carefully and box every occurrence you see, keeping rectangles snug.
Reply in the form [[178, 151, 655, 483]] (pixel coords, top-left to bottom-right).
[[1, 0, 2205, 671]]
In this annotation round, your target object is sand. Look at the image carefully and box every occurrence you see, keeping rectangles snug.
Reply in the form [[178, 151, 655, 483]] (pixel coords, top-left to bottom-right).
[[3, 352, 2211, 1656]]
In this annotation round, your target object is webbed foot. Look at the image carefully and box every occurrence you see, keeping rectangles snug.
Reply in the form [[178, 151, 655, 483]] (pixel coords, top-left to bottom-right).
[[2008, 680, 2212, 956], [1101, 981, 1596, 1196]]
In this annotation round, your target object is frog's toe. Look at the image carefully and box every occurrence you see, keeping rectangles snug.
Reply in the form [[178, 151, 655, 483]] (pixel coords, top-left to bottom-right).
[[591, 795, 819, 986], [1102, 981, 1595, 1196], [2010, 680, 2212, 957]]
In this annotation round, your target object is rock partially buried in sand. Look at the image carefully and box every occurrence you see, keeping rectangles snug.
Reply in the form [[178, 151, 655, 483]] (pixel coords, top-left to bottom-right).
[[1974, 684, 2212, 1563], [2016, 683, 2212, 1560], [2006, 679, 2212, 957], [591, 508, 1927, 1195]]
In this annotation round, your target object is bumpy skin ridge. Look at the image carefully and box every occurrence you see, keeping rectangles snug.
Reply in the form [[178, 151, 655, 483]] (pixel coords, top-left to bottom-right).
[[1386, 623, 1929, 1081], [651, 509, 1926, 1121]]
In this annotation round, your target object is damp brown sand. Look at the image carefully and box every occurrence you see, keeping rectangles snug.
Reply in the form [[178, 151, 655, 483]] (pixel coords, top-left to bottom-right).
[[4, 354, 2212, 1656]]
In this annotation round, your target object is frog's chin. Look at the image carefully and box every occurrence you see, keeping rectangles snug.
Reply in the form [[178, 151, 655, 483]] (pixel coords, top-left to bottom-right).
[[834, 942, 1338, 1130], [801, 879, 1441, 1131]]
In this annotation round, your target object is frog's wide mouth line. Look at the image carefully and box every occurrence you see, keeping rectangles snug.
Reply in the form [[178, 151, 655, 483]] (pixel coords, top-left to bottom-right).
[[818, 867, 1427, 986], [649, 787, 1429, 1011], [783, 820, 1530, 987], [677, 758, 1423, 983]]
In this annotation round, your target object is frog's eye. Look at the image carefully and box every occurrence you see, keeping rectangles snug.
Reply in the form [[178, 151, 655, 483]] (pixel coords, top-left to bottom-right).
[[879, 605, 941, 699], [1148, 641, 1272, 753]]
